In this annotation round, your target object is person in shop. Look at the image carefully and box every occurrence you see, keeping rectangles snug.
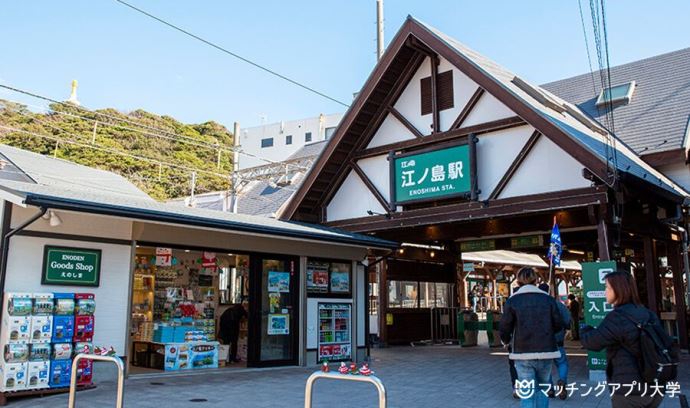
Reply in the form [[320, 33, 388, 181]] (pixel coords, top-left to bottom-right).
[[499, 267, 563, 408], [580, 271, 671, 408], [219, 302, 247, 363], [538, 283, 571, 400], [567, 294, 581, 340]]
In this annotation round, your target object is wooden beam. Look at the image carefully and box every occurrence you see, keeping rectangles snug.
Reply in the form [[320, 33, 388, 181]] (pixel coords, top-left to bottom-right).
[[388, 106, 424, 139], [489, 131, 541, 200], [351, 160, 391, 212], [451, 87, 484, 130], [430, 55, 440, 133], [326, 187, 608, 233], [352, 116, 526, 160]]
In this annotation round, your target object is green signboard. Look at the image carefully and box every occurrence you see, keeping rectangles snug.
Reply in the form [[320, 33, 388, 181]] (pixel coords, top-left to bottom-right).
[[42, 246, 102, 287], [460, 239, 495, 252], [392, 144, 471, 205], [581, 261, 616, 371], [510, 235, 544, 249]]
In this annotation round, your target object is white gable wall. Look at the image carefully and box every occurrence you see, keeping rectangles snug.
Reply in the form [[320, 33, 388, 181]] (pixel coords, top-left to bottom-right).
[[498, 136, 591, 199], [327, 171, 386, 222], [356, 155, 390, 199], [366, 113, 417, 149], [461, 92, 515, 127], [476, 125, 535, 201], [438, 59, 479, 132]]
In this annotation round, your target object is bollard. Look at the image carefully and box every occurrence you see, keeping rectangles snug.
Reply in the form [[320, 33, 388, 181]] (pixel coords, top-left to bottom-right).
[[68, 353, 125, 408], [304, 371, 386, 408]]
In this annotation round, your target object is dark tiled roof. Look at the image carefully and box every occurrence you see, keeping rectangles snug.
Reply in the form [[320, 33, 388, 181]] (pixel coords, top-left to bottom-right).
[[541, 47, 690, 156], [287, 140, 328, 160], [237, 179, 301, 217]]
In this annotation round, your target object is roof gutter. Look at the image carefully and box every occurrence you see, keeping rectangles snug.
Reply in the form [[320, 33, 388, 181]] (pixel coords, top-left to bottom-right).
[[22, 194, 398, 250]]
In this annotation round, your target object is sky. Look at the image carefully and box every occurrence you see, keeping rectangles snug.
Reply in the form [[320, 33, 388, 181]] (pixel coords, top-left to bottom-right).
[[1, 1, 690, 130]]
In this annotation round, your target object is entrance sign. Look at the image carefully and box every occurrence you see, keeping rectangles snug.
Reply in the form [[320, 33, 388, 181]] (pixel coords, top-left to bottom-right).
[[391, 144, 471, 205], [42, 246, 101, 287], [581, 261, 616, 372]]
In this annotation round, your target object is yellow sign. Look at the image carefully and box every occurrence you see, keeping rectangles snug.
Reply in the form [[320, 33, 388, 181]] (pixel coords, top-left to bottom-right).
[[386, 313, 394, 326]]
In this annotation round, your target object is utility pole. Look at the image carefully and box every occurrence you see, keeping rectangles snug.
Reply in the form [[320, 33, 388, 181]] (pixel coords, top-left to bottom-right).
[[231, 122, 240, 214], [376, 0, 384, 61], [189, 171, 197, 207]]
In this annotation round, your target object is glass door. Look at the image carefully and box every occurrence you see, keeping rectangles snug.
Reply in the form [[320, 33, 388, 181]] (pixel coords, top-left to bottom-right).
[[248, 255, 299, 367]]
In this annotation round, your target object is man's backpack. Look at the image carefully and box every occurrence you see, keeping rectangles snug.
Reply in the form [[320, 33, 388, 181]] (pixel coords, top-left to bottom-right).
[[619, 309, 679, 384]]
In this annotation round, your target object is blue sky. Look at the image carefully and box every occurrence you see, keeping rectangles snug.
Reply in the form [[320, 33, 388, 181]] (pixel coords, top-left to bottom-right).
[[1, 1, 689, 130]]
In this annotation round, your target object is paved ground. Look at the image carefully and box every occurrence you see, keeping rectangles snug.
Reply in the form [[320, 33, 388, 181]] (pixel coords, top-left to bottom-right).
[[8, 343, 690, 407]]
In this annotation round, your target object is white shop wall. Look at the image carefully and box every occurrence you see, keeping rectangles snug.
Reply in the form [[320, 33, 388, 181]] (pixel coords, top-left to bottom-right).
[[4, 236, 133, 354]]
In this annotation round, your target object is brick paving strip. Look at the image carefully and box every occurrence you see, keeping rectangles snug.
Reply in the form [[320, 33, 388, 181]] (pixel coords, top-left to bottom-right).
[[8, 344, 690, 407]]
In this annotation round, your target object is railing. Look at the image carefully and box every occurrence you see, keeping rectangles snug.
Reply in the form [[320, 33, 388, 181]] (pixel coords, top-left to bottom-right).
[[304, 371, 386, 408], [68, 354, 125, 408]]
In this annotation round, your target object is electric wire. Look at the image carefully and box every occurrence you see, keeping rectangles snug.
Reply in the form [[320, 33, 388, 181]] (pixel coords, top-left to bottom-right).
[[113, 0, 350, 108]]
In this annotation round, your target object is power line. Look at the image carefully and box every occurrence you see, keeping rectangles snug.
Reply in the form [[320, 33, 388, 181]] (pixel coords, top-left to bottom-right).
[[0, 124, 230, 178], [0, 87, 285, 167], [577, 0, 598, 97], [113, 0, 350, 108]]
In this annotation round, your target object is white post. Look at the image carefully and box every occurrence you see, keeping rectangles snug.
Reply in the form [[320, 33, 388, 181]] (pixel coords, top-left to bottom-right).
[[190, 171, 196, 207], [91, 121, 98, 144], [231, 122, 241, 213], [376, 0, 384, 61]]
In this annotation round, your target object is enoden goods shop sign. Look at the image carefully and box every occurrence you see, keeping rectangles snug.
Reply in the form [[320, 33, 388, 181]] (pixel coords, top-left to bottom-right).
[[392, 144, 472, 205], [42, 246, 102, 287]]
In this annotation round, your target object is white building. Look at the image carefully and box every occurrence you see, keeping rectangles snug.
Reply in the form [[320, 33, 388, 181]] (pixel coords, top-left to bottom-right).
[[238, 113, 342, 169]]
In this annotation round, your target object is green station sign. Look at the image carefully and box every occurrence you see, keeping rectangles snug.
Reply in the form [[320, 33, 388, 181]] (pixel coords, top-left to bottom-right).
[[392, 144, 471, 205], [42, 246, 102, 287], [460, 239, 495, 252], [510, 235, 544, 249], [582, 261, 616, 371]]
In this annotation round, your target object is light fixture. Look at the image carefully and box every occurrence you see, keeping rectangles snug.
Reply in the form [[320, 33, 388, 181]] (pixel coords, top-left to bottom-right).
[[45, 211, 62, 227], [430, 251, 435, 258], [366, 210, 391, 219], [184, 250, 190, 253], [566, 249, 585, 255], [398, 248, 405, 254]]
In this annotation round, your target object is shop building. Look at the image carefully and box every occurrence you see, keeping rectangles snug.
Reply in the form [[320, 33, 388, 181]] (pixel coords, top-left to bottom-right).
[[282, 17, 690, 349], [0, 143, 395, 400]]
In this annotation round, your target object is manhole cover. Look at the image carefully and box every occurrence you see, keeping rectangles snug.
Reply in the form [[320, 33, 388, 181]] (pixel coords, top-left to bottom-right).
[[150, 382, 165, 386], [189, 399, 208, 403]]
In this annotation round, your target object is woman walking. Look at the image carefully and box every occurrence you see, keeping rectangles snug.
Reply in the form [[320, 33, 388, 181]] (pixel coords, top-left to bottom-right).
[[580, 270, 664, 408]]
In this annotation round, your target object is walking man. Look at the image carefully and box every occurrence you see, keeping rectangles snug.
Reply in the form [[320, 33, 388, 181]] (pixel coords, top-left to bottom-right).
[[500, 268, 563, 408], [567, 294, 580, 340], [539, 283, 571, 400]]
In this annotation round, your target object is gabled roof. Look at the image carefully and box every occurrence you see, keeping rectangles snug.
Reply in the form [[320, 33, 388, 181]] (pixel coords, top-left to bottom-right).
[[283, 17, 690, 220], [542, 47, 690, 157]]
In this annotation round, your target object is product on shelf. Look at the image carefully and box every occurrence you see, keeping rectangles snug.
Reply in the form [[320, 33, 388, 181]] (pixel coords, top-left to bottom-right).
[[29, 344, 51, 362], [73, 315, 94, 343], [2, 293, 32, 344], [51, 343, 72, 361], [0, 362, 27, 391], [3, 344, 29, 363], [26, 360, 49, 389], [53, 293, 75, 316], [74, 293, 95, 315], [48, 359, 71, 388], [317, 303, 352, 363]]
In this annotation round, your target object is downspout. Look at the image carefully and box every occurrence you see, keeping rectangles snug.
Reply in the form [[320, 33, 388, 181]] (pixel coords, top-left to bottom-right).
[[0, 206, 48, 322]]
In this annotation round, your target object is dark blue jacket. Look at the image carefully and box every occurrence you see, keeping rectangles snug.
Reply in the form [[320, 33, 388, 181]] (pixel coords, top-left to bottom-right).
[[499, 285, 563, 360], [581, 303, 659, 395]]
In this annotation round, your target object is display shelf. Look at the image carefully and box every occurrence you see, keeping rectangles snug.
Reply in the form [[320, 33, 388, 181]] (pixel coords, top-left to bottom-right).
[[317, 303, 351, 363]]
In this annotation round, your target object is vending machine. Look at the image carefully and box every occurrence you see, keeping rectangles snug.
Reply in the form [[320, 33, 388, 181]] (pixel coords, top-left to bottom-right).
[[1, 293, 32, 344], [73, 342, 93, 386], [27, 344, 50, 389], [73, 293, 95, 343], [30, 293, 54, 343], [49, 343, 72, 388], [51, 293, 74, 343], [0, 343, 29, 391]]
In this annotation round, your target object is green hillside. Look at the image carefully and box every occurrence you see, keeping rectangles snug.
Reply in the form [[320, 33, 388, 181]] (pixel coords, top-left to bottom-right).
[[0, 99, 233, 200]]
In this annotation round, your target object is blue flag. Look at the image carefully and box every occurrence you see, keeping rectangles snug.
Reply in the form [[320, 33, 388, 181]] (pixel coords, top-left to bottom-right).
[[548, 219, 562, 266]]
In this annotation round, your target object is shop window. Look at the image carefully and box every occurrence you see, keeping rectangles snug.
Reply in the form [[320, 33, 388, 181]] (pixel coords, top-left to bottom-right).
[[419, 282, 451, 308], [306, 259, 352, 297], [420, 70, 454, 115], [388, 280, 418, 308]]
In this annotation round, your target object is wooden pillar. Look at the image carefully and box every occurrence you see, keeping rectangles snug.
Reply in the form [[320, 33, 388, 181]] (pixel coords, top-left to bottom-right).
[[669, 242, 689, 349], [378, 258, 388, 346], [643, 237, 659, 313], [597, 217, 611, 261]]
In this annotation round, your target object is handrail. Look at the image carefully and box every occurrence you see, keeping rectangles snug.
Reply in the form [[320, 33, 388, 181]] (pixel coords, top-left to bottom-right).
[[68, 353, 125, 408], [304, 371, 386, 408]]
